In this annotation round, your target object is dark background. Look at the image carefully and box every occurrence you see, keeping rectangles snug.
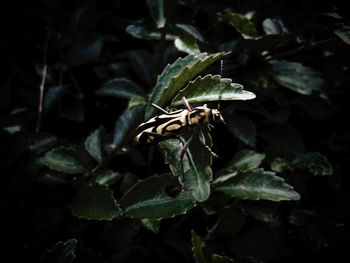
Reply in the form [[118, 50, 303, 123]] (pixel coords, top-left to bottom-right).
[[1, 0, 349, 262]]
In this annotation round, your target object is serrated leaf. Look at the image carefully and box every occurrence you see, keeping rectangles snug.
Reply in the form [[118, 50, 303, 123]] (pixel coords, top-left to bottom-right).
[[171, 74, 255, 106], [226, 116, 256, 147], [85, 127, 105, 162], [120, 174, 196, 219], [40, 146, 89, 174], [41, 239, 77, 263], [270, 157, 292, 173], [70, 183, 122, 220], [218, 10, 258, 39], [95, 78, 145, 99], [174, 35, 200, 55], [145, 52, 229, 119], [215, 168, 300, 201], [191, 230, 208, 263], [113, 103, 146, 146], [291, 152, 333, 175], [176, 24, 204, 42], [159, 129, 212, 202], [272, 60, 326, 96], [146, 0, 166, 28]]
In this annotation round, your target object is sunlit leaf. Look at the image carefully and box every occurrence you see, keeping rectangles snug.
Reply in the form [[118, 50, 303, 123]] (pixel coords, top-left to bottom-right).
[[228, 149, 265, 172], [95, 78, 145, 99], [174, 36, 200, 55], [39, 146, 89, 174], [171, 74, 255, 106], [120, 174, 195, 219], [145, 52, 228, 119], [159, 129, 212, 202], [215, 169, 300, 201], [70, 183, 123, 220], [262, 18, 289, 35]]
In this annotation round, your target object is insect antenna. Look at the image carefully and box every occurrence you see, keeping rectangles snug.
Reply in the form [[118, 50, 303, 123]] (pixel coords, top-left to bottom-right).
[[217, 59, 224, 111]]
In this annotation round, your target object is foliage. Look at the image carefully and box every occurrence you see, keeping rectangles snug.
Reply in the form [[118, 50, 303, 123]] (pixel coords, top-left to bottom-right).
[[2, 0, 349, 262]]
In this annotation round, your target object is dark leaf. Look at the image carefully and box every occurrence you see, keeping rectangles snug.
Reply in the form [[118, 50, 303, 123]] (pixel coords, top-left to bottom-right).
[[291, 152, 333, 175], [95, 78, 145, 99], [146, 0, 166, 28], [41, 239, 77, 263]]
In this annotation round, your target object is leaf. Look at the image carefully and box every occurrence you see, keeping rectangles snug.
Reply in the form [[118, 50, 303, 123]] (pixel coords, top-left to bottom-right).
[[130, 50, 155, 86], [70, 183, 123, 220], [291, 152, 333, 176], [95, 78, 145, 99], [41, 239, 77, 263], [218, 10, 258, 39], [28, 132, 58, 156], [272, 60, 326, 96], [159, 129, 212, 202], [215, 169, 300, 201], [85, 127, 105, 162], [94, 169, 122, 185], [113, 103, 146, 146], [39, 146, 89, 174], [262, 18, 289, 35], [226, 116, 256, 147], [120, 174, 196, 219], [43, 85, 66, 111], [66, 36, 103, 68], [171, 74, 255, 106], [211, 254, 234, 263], [146, 0, 166, 28], [191, 230, 208, 263], [334, 25, 350, 45], [270, 157, 292, 173], [174, 35, 200, 55], [229, 149, 265, 172], [176, 24, 204, 42], [126, 23, 174, 40], [145, 52, 228, 119], [141, 218, 161, 233]]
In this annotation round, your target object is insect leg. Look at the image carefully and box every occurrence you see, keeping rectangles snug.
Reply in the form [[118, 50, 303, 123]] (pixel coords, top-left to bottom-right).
[[151, 103, 170, 114], [181, 97, 193, 112], [199, 130, 219, 158], [179, 134, 193, 187]]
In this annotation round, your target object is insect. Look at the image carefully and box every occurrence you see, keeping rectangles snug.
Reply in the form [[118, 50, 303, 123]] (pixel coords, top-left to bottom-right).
[[134, 96, 225, 187]]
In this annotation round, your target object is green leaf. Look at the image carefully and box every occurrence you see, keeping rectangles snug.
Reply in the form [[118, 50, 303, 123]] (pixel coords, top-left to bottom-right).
[[70, 183, 123, 220], [226, 116, 256, 147], [215, 169, 300, 201], [334, 25, 350, 45], [191, 230, 208, 263], [270, 157, 292, 173], [95, 78, 145, 99], [145, 52, 228, 119], [40, 146, 89, 174], [272, 60, 326, 96], [171, 74, 255, 106], [66, 36, 103, 68], [94, 169, 122, 185], [291, 152, 333, 175], [141, 218, 161, 233], [174, 35, 200, 55], [159, 129, 212, 202], [229, 149, 265, 172], [146, 0, 166, 28], [85, 127, 105, 162], [176, 24, 204, 42], [113, 103, 146, 146], [120, 174, 196, 219], [126, 23, 174, 40], [218, 10, 258, 39], [41, 239, 77, 263]]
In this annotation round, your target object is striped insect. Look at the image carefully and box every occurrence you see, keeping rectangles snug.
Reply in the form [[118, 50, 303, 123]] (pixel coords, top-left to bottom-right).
[[134, 96, 225, 187]]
